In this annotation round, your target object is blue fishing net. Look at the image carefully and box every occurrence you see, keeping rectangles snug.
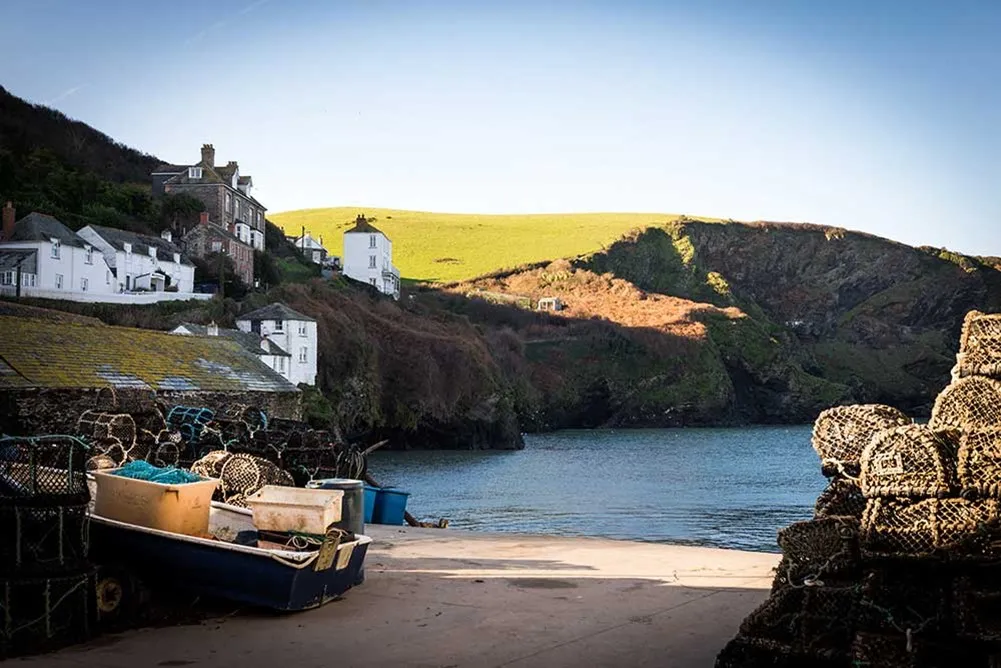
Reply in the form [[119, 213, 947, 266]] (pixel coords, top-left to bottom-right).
[[111, 460, 203, 485]]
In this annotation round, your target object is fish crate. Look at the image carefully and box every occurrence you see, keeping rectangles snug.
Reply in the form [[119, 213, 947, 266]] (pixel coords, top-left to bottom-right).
[[91, 469, 219, 536], [0, 436, 89, 503], [0, 501, 90, 576], [0, 568, 98, 659], [246, 485, 344, 535]]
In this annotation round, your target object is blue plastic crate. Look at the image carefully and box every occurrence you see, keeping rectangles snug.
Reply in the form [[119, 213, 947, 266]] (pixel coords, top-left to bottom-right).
[[363, 485, 378, 524], [373, 488, 410, 526]]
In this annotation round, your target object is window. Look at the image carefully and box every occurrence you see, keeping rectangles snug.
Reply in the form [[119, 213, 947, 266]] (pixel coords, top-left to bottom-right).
[[23, 274, 35, 287], [81, 277, 88, 292], [124, 242, 132, 254], [0, 271, 10, 285], [55, 274, 64, 289], [369, 255, 376, 269], [278, 357, 286, 374], [298, 347, 308, 363], [188, 167, 203, 179], [85, 246, 93, 264], [274, 319, 283, 332], [211, 241, 222, 253], [298, 322, 307, 336], [51, 239, 61, 259], [148, 246, 157, 258], [369, 278, 377, 286], [226, 193, 232, 211], [369, 234, 377, 248], [173, 253, 180, 263], [106, 271, 111, 285]]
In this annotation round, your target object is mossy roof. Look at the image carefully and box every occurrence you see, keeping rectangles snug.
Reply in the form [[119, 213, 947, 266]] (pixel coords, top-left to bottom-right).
[[0, 316, 299, 393]]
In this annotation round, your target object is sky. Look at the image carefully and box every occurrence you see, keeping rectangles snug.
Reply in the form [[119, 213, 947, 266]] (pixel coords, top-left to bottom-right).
[[2, 0, 999, 255]]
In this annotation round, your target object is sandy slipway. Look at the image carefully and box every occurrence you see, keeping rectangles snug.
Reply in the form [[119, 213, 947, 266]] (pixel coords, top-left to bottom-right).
[[24, 527, 777, 668]]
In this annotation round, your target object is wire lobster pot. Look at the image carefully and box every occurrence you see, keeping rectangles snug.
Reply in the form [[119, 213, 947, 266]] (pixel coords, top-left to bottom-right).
[[0, 569, 97, 659], [930, 376, 1001, 432], [955, 310, 1001, 380], [166, 406, 216, 444], [859, 425, 958, 499], [776, 516, 860, 585], [814, 479, 866, 519], [812, 405, 912, 479], [957, 428, 1001, 499], [861, 497, 1001, 560], [0, 436, 89, 502]]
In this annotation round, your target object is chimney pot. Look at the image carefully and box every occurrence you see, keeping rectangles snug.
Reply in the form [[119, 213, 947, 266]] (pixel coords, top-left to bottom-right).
[[200, 144, 215, 166], [1, 202, 14, 241], [199, 211, 210, 226], [160, 229, 173, 243]]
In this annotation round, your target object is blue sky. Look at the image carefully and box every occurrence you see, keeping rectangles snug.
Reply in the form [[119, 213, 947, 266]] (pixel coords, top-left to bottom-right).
[[2, 0, 999, 255]]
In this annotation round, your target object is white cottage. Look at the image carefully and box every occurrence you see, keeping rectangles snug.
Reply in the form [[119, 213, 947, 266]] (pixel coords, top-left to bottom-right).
[[0, 206, 112, 297], [171, 321, 293, 380], [77, 224, 195, 294], [286, 231, 328, 265], [342, 215, 400, 299], [236, 303, 317, 386]]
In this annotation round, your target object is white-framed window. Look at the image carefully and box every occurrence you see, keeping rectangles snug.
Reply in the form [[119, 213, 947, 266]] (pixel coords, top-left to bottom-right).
[[369, 255, 376, 269], [226, 193, 232, 211], [23, 274, 35, 287], [85, 246, 93, 264], [81, 277, 88, 292], [211, 241, 222, 253], [0, 271, 11, 285], [188, 167, 203, 179], [274, 319, 283, 332], [369, 234, 377, 248], [148, 246, 157, 258], [51, 239, 61, 259], [369, 278, 377, 286], [298, 322, 307, 336], [106, 271, 111, 285], [298, 346, 308, 363], [278, 357, 286, 373], [173, 253, 180, 263], [55, 274, 64, 289]]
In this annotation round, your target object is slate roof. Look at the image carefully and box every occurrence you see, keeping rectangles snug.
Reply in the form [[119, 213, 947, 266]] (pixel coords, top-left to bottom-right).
[[161, 161, 266, 209], [152, 164, 185, 174], [0, 316, 299, 393], [7, 213, 86, 247], [344, 217, 383, 235], [0, 249, 37, 273], [238, 303, 315, 323], [86, 225, 193, 266], [177, 323, 291, 357]]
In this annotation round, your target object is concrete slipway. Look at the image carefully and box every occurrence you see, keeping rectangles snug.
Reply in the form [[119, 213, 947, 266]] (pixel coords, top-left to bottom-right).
[[23, 527, 778, 668]]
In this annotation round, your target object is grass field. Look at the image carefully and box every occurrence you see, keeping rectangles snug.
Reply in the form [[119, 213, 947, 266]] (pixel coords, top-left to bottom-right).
[[269, 207, 711, 282]]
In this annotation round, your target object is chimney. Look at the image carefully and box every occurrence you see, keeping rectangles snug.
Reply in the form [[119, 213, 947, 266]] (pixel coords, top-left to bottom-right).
[[199, 211, 210, 226], [160, 229, 172, 243], [200, 144, 215, 166], [207, 321, 219, 336], [2, 202, 14, 241], [261, 336, 271, 353], [227, 161, 238, 171]]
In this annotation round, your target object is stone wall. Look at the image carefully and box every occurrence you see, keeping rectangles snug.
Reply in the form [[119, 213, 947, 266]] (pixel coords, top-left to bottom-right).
[[0, 387, 301, 437]]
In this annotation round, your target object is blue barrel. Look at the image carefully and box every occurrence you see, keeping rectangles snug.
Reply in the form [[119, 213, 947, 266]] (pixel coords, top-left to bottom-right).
[[363, 485, 378, 524], [373, 488, 410, 526]]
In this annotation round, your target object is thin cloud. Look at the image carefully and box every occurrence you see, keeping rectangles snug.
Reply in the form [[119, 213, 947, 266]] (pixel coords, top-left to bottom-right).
[[239, 0, 270, 16], [45, 85, 85, 105], [185, 1, 264, 45]]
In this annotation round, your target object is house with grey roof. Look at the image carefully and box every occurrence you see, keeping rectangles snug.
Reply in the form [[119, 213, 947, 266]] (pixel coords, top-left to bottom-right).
[[152, 144, 267, 251], [0, 202, 113, 297], [171, 320, 293, 381], [78, 224, 196, 293], [235, 302, 318, 386], [342, 214, 400, 299]]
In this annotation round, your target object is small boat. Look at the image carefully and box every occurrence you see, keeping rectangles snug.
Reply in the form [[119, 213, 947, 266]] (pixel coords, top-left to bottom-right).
[[88, 501, 371, 612]]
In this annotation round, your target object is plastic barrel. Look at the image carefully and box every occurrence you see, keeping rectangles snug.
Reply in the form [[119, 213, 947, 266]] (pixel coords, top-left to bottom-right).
[[306, 478, 368, 586], [373, 488, 410, 526], [363, 485, 378, 523]]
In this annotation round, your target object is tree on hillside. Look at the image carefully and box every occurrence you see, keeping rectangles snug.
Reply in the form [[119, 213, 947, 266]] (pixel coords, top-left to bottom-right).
[[191, 252, 248, 299]]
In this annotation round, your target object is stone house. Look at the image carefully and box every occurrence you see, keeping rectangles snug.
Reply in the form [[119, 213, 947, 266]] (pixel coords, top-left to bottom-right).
[[171, 321, 293, 382], [152, 144, 267, 251], [342, 216, 400, 299], [182, 212, 255, 287], [77, 224, 195, 293], [236, 303, 317, 386]]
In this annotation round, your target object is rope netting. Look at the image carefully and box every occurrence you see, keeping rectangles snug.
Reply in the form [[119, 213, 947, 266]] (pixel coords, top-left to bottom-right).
[[814, 479, 866, 519], [957, 429, 1001, 499], [860, 497, 1000, 560], [192, 451, 294, 507], [955, 310, 1001, 380], [812, 405, 912, 479], [929, 375, 1001, 432], [859, 425, 958, 499], [0, 569, 97, 659]]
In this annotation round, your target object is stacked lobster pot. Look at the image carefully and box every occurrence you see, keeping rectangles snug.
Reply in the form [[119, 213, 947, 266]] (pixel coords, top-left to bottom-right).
[[0, 435, 97, 658], [718, 310, 1001, 668]]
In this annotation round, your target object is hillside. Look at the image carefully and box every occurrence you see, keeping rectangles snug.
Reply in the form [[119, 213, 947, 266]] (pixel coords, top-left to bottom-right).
[[270, 207, 719, 282]]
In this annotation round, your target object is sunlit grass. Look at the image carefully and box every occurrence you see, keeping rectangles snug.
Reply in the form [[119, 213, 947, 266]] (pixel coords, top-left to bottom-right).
[[270, 207, 717, 282]]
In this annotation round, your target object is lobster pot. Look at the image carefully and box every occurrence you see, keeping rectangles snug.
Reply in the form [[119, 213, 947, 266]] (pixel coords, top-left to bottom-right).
[[930, 376, 1001, 432], [0, 502, 89, 575], [861, 497, 1001, 560], [850, 631, 992, 668], [811, 405, 912, 478], [738, 584, 857, 660], [0, 569, 97, 659], [75, 411, 137, 450], [776, 516, 860, 582], [858, 567, 952, 635], [955, 310, 1001, 379], [218, 404, 269, 433], [715, 635, 844, 668], [814, 478, 866, 519], [149, 435, 184, 469], [0, 436, 89, 503], [166, 406, 216, 443], [859, 425, 958, 498], [958, 428, 1001, 498], [953, 569, 1001, 642], [193, 451, 294, 508]]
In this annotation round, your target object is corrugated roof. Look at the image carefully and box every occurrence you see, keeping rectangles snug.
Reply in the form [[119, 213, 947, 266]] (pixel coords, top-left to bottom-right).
[[0, 316, 299, 393], [238, 303, 315, 323], [7, 213, 86, 247], [177, 323, 291, 357], [85, 225, 193, 266]]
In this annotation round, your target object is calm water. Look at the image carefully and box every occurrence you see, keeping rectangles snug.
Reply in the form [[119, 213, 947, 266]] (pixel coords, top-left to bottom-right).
[[367, 426, 827, 552]]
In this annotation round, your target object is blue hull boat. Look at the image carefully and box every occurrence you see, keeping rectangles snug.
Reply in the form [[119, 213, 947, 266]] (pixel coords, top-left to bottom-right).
[[88, 502, 371, 612]]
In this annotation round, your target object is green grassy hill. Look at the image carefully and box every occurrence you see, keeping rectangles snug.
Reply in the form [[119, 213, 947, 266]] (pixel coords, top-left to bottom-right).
[[270, 207, 717, 282]]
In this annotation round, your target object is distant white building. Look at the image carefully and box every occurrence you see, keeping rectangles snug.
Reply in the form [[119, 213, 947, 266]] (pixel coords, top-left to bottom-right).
[[342, 215, 400, 299], [235, 303, 317, 386], [171, 321, 293, 381], [77, 224, 195, 294], [286, 231, 328, 265], [0, 206, 112, 297]]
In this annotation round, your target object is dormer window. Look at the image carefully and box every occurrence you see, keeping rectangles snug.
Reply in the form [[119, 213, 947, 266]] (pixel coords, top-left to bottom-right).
[[85, 246, 93, 264], [124, 242, 132, 254], [148, 246, 157, 259], [188, 167, 203, 179], [173, 252, 180, 263], [50, 239, 61, 259]]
